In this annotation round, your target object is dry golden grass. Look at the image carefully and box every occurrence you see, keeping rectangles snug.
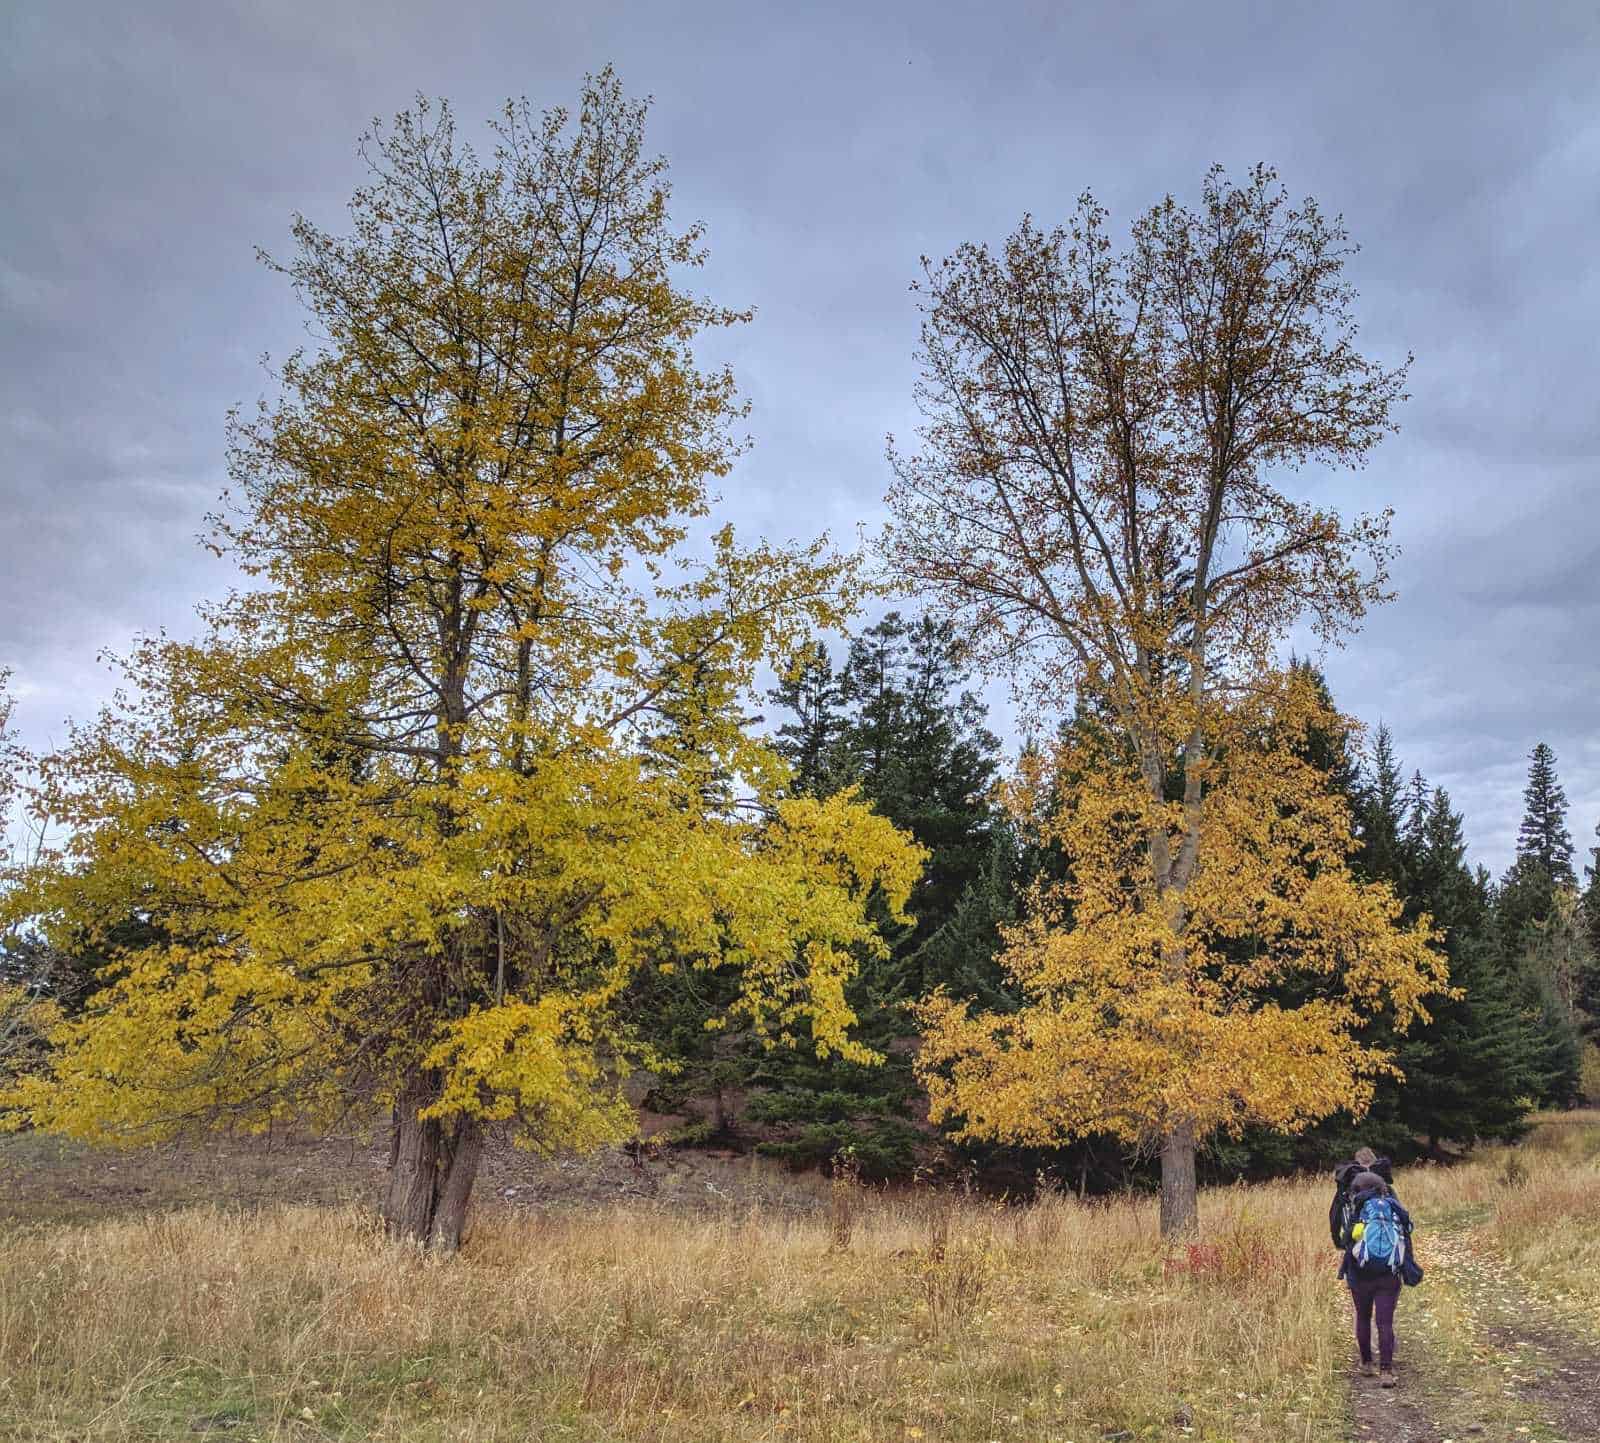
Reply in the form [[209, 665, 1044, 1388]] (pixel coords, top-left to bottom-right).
[[1479, 1111, 1600, 1331], [1, 1114, 1595, 1442], [2, 1178, 1346, 1442]]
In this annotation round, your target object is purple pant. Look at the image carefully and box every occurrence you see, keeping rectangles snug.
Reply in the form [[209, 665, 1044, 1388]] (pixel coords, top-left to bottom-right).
[[1348, 1273, 1402, 1368]]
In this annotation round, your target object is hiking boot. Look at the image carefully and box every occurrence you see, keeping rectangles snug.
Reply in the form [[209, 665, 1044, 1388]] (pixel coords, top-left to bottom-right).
[[1359, 1362, 1377, 1377], [1379, 1369, 1396, 1389]]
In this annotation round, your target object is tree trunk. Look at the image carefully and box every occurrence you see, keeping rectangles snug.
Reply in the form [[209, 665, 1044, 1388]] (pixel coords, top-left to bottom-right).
[[1159, 1119, 1198, 1237], [382, 1069, 485, 1251]]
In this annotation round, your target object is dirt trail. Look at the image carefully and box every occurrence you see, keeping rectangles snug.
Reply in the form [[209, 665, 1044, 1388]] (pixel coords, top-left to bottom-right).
[[1346, 1216, 1600, 1443]]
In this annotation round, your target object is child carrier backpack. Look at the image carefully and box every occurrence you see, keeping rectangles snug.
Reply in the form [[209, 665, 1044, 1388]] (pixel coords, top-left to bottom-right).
[[1352, 1196, 1405, 1274], [1337, 1187, 1359, 1243]]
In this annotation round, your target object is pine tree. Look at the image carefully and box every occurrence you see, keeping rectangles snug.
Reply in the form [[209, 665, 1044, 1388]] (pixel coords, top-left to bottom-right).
[[1263, 719, 1538, 1159], [912, 826, 1024, 1013], [1498, 745, 1576, 945], [1511, 959, 1584, 1107], [1287, 660, 1361, 799], [1504, 745, 1580, 972], [1483, 745, 1591, 1104], [835, 613, 1002, 964], [1402, 769, 1430, 859]]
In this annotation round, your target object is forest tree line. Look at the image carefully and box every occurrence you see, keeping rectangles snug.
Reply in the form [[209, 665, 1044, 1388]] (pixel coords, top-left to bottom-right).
[[632, 616, 1598, 1190]]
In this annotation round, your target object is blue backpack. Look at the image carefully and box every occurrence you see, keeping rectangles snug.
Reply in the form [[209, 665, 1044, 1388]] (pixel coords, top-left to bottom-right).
[[1353, 1196, 1405, 1274]]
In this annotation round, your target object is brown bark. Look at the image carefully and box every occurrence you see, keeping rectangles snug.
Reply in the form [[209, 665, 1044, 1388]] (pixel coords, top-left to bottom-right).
[[1159, 1119, 1199, 1237], [381, 1067, 485, 1251]]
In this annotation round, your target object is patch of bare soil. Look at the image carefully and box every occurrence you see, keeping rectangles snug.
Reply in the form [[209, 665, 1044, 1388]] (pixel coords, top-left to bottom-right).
[[1348, 1365, 1446, 1443], [1475, 1313, 1600, 1441]]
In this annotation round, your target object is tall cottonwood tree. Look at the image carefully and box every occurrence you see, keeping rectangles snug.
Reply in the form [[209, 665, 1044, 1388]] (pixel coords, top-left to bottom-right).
[[2, 77, 922, 1248], [886, 166, 1445, 1234]]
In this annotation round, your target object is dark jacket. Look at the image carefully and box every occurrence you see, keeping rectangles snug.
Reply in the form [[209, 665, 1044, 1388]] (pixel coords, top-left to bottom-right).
[[1329, 1157, 1395, 1248], [1337, 1180, 1413, 1282]]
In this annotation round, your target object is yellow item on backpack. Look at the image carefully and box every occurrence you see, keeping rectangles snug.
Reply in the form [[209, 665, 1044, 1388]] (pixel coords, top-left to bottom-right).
[[1352, 1222, 1366, 1240]]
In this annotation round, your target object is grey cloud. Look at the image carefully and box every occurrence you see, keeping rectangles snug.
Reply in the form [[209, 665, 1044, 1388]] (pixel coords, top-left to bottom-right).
[[3, 0, 1598, 875]]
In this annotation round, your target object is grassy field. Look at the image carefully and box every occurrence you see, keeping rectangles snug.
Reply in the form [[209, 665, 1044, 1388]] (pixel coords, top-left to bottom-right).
[[1, 1117, 1596, 1443]]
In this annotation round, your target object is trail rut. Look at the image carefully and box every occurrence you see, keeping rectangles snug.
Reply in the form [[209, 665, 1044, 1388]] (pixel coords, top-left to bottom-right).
[[1346, 1217, 1600, 1443]]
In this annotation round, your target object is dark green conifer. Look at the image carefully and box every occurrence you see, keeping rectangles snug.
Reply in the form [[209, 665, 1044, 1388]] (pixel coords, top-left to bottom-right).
[[1354, 723, 1410, 894], [1516, 742, 1575, 885], [1396, 787, 1535, 1147], [768, 641, 846, 798]]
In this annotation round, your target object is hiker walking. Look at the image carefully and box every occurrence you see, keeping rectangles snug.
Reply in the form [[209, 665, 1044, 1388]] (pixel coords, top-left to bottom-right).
[[1328, 1146, 1393, 1248], [1332, 1148, 1415, 1388]]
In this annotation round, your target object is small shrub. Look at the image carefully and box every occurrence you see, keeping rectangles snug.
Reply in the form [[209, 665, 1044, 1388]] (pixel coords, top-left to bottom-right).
[[1499, 1153, 1530, 1190], [755, 1120, 919, 1180], [827, 1149, 861, 1251], [661, 1119, 716, 1148], [914, 1196, 987, 1333], [920, 1238, 988, 1333]]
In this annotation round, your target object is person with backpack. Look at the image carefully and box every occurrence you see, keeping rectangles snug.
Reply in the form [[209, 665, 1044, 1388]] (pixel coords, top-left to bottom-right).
[[1336, 1164, 1415, 1387], [1328, 1146, 1394, 1248]]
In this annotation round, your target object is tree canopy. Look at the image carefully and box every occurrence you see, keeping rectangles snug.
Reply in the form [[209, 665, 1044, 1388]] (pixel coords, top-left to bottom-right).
[[0, 75, 922, 1249], [885, 165, 1445, 1233]]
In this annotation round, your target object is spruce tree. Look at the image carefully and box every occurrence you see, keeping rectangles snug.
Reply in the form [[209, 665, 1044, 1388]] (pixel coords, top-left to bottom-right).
[[1498, 744, 1576, 943], [1493, 741, 1590, 1101], [1270, 718, 1538, 1158], [1579, 819, 1600, 1028], [1354, 724, 1410, 896], [1286, 660, 1361, 799], [912, 826, 1024, 1013], [1511, 959, 1584, 1107], [656, 611, 1006, 1177], [1395, 787, 1535, 1147], [835, 613, 1002, 965], [768, 642, 846, 797], [1402, 769, 1430, 859], [1516, 742, 1575, 884]]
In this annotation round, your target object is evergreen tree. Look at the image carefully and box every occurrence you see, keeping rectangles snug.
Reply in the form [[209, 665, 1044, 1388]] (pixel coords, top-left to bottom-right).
[[1286, 659, 1361, 799], [649, 611, 1008, 1178], [1402, 769, 1430, 859], [1498, 745, 1576, 944], [1493, 743, 1590, 1098], [1579, 819, 1600, 1026], [768, 642, 846, 798], [1516, 742, 1575, 885], [1354, 724, 1410, 895], [1510, 955, 1584, 1107], [1263, 717, 1540, 1159], [911, 825, 1024, 1013], [1395, 787, 1535, 1147], [834, 613, 1002, 966]]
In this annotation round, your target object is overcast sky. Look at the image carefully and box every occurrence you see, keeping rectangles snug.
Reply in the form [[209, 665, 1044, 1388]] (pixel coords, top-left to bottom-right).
[[3, 0, 1598, 874]]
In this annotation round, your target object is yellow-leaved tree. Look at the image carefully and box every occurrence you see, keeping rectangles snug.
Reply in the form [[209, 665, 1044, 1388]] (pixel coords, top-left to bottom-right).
[[885, 166, 1448, 1234], [1, 671, 62, 1083], [2, 75, 923, 1249]]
